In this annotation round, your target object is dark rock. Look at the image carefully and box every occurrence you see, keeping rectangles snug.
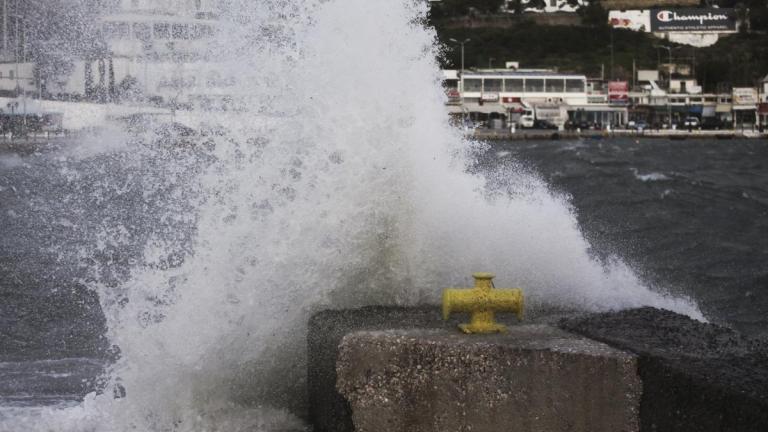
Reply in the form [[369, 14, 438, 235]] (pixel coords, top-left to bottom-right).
[[559, 307, 768, 432]]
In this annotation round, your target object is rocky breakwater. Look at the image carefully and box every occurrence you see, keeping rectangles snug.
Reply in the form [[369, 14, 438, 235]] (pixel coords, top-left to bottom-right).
[[561, 307, 768, 432]]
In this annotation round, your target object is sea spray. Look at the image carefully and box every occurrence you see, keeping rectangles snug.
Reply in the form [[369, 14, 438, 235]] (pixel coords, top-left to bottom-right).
[[1, 0, 702, 430]]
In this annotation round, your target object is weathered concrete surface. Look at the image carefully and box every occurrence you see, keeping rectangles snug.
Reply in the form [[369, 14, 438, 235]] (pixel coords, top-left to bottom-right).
[[560, 307, 768, 432], [308, 307, 453, 432], [307, 306, 576, 432], [336, 326, 641, 432]]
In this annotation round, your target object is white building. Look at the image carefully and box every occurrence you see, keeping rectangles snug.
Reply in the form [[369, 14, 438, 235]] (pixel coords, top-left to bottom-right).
[[444, 68, 596, 127], [0, 61, 34, 95], [504, 0, 588, 14]]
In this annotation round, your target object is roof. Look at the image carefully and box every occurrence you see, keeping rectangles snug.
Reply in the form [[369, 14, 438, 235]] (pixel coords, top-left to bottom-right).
[[462, 70, 586, 79]]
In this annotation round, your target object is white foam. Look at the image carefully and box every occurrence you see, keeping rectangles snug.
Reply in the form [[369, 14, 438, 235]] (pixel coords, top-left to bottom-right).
[[1, 0, 702, 430]]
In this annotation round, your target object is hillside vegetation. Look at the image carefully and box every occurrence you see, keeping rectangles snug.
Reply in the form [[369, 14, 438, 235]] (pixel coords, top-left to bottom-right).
[[430, 0, 768, 91]]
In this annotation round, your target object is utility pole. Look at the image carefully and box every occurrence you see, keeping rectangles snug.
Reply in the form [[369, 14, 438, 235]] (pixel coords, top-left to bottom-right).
[[632, 58, 636, 91], [655, 44, 677, 128], [609, 27, 614, 80]]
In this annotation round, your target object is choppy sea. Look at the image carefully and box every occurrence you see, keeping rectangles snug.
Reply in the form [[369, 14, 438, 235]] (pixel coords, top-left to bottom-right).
[[1, 136, 767, 415]]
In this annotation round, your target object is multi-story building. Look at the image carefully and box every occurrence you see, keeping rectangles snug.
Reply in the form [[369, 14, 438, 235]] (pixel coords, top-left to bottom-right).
[[444, 66, 628, 128]]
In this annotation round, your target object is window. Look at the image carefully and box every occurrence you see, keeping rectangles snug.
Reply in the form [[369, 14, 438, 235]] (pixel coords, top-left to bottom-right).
[[463, 79, 482, 92], [525, 79, 544, 93], [133, 23, 151, 40], [172, 24, 189, 39], [546, 79, 564, 93], [191, 24, 213, 39], [104, 22, 130, 39], [566, 79, 585, 93], [483, 79, 502, 93], [154, 23, 171, 39], [9, 70, 14, 79], [504, 78, 523, 92]]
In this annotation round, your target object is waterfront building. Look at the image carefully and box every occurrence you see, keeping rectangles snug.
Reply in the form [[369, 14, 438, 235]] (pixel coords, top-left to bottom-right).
[[444, 67, 586, 127], [444, 66, 629, 129], [502, 0, 587, 14], [60, 0, 235, 109]]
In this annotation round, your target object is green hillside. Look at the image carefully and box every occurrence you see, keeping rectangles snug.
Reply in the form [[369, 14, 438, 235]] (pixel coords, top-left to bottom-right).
[[430, 1, 768, 91]]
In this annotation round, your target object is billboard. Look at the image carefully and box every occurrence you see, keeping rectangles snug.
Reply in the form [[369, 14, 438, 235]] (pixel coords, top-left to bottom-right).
[[650, 8, 737, 32], [732, 88, 758, 106], [608, 10, 651, 31], [608, 81, 629, 105]]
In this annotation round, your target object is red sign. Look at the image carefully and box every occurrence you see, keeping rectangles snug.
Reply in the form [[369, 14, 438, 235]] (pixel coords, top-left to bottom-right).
[[502, 97, 521, 103], [759, 103, 768, 114], [608, 81, 629, 105]]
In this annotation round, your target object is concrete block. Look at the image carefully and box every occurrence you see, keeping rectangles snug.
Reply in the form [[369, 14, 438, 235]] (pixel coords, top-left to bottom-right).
[[307, 306, 577, 432], [307, 307, 456, 432], [560, 307, 768, 432], [336, 325, 641, 432]]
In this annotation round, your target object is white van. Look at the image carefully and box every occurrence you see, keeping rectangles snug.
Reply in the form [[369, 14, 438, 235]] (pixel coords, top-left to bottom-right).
[[519, 109, 535, 128]]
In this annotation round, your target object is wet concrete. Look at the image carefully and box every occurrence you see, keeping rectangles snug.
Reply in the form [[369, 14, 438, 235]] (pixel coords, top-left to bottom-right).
[[308, 306, 768, 432], [307, 305, 585, 432], [337, 327, 641, 432], [559, 307, 768, 432]]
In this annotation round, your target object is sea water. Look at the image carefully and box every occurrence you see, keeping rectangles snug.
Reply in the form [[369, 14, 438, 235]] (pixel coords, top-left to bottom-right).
[[0, 1, 702, 430]]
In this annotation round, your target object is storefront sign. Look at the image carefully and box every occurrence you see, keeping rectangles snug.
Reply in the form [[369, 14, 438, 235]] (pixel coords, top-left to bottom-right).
[[732, 88, 758, 106], [608, 81, 629, 105], [650, 8, 737, 33]]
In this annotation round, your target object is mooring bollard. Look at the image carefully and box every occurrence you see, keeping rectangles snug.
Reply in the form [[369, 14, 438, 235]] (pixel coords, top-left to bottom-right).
[[442, 272, 523, 334]]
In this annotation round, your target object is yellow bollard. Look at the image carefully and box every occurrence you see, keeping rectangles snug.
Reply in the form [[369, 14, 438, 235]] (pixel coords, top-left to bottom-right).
[[442, 273, 523, 334]]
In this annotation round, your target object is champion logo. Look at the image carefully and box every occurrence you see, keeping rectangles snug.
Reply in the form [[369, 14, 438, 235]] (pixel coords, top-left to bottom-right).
[[656, 10, 729, 25], [656, 11, 674, 22]]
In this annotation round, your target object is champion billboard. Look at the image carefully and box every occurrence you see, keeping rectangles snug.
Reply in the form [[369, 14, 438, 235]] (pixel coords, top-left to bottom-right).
[[651, 8, 737, 32]]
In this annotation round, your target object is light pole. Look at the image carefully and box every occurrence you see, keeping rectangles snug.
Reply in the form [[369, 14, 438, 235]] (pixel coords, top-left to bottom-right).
[[449, 38, 471, 125], [448, 38, 471, 84], [655, 44, 679, 127]]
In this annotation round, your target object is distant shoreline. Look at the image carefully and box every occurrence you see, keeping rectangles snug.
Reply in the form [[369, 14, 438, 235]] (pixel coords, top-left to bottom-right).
[[472, 128, 768, 141]]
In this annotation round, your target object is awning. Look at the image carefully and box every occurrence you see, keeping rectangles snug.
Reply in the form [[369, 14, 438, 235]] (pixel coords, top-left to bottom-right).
[[715, 104, 732, 113], [732, 105, 757, 111]]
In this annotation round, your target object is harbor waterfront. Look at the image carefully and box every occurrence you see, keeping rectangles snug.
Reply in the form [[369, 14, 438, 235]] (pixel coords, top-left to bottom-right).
[[1, 0, 768, 430], [471, 127, 768, 140], [2, 136, 767, 406]]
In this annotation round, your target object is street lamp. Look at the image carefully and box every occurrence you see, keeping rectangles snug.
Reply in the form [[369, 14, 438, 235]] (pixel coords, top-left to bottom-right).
[[448, 38, 471, 75], [655, 44, 680, 128], [448, 38, 471, 125]]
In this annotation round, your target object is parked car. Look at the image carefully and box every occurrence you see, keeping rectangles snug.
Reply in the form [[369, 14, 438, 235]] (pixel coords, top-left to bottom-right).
[[629, 120, 648, 131], [533, 119, 558, 130], [701, 117, 726, 130], [682, 117, 700, 129], [519, 114, 535, 128], [565, 119, 594, 130]]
